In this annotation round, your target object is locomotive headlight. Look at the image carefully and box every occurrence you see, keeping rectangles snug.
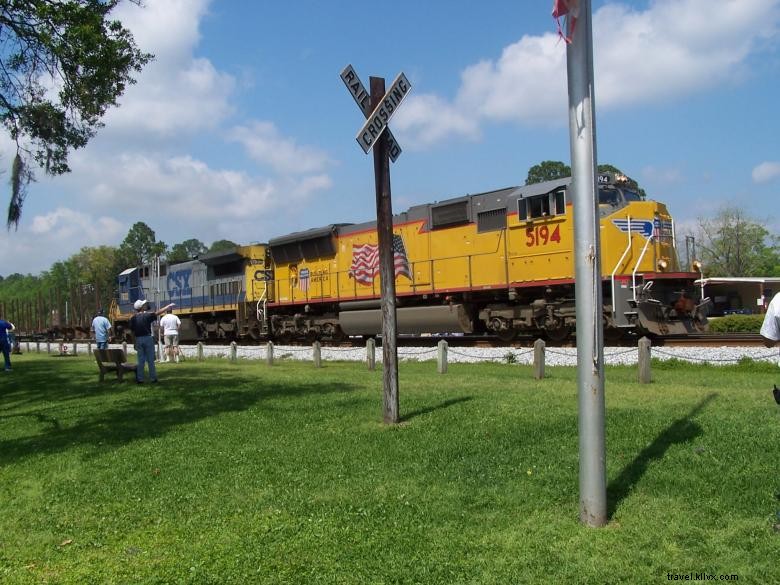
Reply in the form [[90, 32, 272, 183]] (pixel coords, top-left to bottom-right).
[[657, 258, 669, 271]]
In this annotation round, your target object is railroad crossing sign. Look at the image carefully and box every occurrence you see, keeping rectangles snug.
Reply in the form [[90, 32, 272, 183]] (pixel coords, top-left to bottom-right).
[[340, 66, 410, 425], [340, 64, 410, 161]]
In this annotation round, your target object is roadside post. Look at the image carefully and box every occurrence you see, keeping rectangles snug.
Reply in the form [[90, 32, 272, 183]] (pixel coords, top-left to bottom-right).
[[341, 65, 412, 424]]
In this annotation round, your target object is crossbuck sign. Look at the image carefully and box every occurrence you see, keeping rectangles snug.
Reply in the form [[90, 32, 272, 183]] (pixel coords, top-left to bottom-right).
[[340, 65, 411, 160]]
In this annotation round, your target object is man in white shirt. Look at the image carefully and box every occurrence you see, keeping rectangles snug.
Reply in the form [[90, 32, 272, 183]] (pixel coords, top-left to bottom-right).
[[761, 291, 780, 347], [159, 307, 182, 363]]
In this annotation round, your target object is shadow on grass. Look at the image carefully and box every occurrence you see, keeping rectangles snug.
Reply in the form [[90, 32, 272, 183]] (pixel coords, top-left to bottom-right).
[[0, 358, 360, 465], [401, 396, 473, 422], [607, 392, 718, 518]]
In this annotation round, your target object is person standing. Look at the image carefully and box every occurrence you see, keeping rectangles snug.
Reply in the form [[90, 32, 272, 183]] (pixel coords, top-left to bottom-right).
[[130, 300, 175, 384], [159, 307, 182, 363], [91, 309, 112, 350], [761, 291, 780, 347], [0, 317, 15, 372]]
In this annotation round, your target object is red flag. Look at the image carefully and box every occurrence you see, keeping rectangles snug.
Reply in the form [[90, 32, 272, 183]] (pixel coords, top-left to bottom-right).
[[553, 0, 579, 44]]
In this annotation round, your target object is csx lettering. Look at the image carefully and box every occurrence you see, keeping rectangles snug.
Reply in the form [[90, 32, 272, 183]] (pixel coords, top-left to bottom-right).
[[167, 269, 192, 296], [526, 224, 561, 247]]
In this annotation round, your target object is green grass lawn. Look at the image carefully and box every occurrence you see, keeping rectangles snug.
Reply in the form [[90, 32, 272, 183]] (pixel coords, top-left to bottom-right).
[[1, 352, 778, 584]]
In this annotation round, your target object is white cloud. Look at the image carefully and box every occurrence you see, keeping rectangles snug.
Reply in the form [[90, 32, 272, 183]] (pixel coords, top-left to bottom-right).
[[76, 152, 332, 223], [0, 208, 126, 276], [457, 33, 567, 123], [595, 0, 776, 108], [29, 208, 125, 240], [227, 122, 332, 175], [67, 148, 332, 230], [102, 0, 235, 138], [752, 161, 780, 183], [396, 0, 780, 147], [114, 0, 208, 62], [393, 94, 481, 148]]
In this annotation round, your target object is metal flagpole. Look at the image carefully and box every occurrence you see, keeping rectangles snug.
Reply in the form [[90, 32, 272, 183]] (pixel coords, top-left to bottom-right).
[[565, 0, 607, 527]]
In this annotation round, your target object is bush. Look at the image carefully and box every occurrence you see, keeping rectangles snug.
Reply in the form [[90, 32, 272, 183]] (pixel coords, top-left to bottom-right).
[[707, 314, 764, 333]]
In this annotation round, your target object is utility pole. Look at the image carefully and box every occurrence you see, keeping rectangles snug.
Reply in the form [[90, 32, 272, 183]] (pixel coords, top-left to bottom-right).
[[565, 0, 607, 527]]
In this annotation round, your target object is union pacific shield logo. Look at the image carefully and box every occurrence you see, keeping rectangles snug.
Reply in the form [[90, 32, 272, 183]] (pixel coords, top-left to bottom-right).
[[612, 219, 654, 238]]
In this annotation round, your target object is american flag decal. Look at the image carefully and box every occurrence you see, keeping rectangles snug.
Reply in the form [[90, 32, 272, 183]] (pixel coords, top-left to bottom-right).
[[653, 218, 674, 239], [350, 234, 411, 286], [299, 267, 310, 292]]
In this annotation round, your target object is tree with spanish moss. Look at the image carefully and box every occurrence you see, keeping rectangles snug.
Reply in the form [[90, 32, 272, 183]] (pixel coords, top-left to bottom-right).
[[0, 0, 152, 228]]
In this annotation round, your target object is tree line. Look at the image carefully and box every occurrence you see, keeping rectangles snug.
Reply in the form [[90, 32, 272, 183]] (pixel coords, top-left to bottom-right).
[[0, 222, 236, 332]]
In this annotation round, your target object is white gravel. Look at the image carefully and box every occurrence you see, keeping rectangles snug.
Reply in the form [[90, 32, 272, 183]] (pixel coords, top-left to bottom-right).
[[161, 343, 779, 367]]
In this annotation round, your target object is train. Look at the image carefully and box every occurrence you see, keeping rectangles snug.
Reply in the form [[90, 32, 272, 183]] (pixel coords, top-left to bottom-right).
[[109, 173, 709, 343]]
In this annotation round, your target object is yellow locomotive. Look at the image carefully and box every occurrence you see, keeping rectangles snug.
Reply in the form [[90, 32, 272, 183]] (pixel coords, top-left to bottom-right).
[[263, 173, 708, 341]]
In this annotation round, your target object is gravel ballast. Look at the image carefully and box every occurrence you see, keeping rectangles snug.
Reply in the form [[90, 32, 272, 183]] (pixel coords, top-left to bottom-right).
[[164, 344, 780, 367]]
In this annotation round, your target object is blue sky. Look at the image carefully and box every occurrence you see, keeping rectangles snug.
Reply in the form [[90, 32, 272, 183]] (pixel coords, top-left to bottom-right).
[[1, 0, 778, 276]]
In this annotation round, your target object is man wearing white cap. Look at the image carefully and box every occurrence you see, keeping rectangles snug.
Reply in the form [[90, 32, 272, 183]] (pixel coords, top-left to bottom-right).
[[130, 299, 175, 384]]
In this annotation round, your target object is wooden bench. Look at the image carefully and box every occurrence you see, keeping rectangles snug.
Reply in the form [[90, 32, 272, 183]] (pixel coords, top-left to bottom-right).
[[94, 349, 137, 382]]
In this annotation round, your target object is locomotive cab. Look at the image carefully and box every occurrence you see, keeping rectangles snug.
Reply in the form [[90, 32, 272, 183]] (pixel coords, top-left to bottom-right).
[[117, 267, 142, 313], [598, 173, 643, 212]]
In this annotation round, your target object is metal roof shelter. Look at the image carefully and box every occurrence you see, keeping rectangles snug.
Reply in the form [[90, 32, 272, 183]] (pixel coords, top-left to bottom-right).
[[695, 277, 780, 315]]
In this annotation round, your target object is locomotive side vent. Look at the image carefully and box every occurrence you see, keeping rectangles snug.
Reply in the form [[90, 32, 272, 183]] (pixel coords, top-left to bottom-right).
[[431, 200, 470, 229], [477, 208, 507, 233]]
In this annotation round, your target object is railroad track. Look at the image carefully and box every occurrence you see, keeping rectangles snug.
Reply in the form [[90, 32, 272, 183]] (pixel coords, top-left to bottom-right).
[[652, 333, 766, 347], [14, 332, 767, 349]]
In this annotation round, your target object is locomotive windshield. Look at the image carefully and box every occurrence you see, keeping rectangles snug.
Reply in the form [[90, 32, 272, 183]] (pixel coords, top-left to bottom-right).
[[598, 187, 642, 206], [621, 189, 642, 201], [598, 188, 619, 206]]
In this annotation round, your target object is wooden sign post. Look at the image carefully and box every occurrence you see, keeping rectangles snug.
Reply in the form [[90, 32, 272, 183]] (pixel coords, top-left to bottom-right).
[[341, 65, 412, 424]]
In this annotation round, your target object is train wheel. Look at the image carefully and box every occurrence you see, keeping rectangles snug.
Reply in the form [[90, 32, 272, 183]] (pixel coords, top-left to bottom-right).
[[327, 325, 347, 342], [247, 324, 262, 341], [604, 327, 624, 344], [496, 328, 517, 342], [544, 325, 572, 343]]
